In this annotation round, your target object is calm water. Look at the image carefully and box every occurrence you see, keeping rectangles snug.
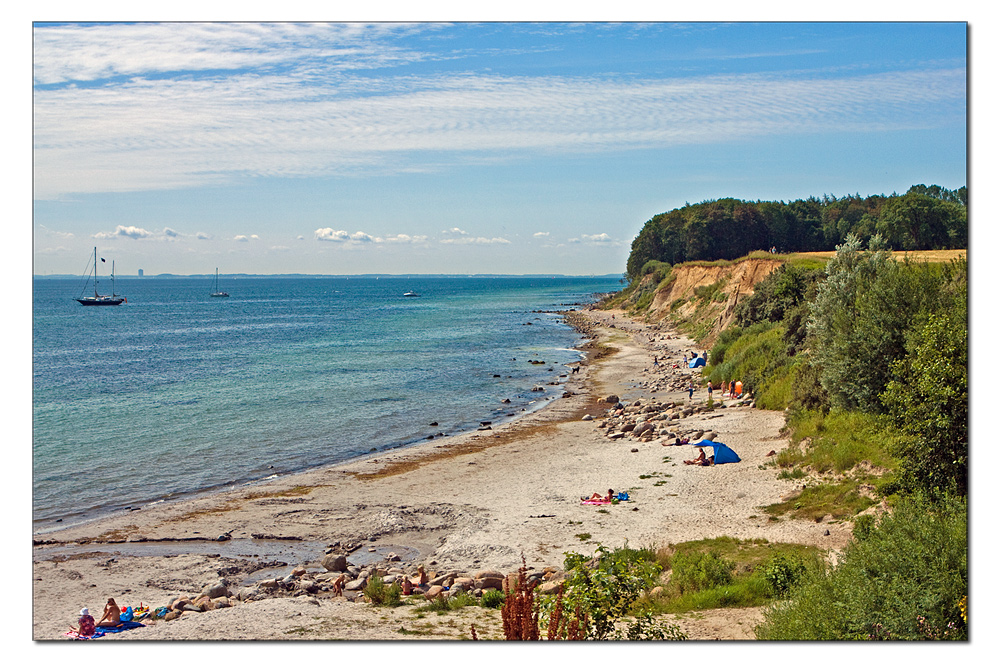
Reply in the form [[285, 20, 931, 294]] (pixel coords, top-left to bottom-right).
[[33, 275, 619, 533]]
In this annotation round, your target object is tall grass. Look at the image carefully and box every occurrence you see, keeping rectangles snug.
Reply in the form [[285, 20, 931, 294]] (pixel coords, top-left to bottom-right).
[[783, 409, 899, 475]]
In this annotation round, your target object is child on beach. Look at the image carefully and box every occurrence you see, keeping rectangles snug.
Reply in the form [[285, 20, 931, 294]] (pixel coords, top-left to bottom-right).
[[69, 608, 96, 637]]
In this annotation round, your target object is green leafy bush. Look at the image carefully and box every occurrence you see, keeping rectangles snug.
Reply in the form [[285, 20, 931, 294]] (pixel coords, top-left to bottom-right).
[[362, 575, 402, 607], [762, 554, 807, 597], [669, 550, 734, 594], [544, 544, 666, 640], [756, 493, 967, 640], [481, 588, 505, 609]]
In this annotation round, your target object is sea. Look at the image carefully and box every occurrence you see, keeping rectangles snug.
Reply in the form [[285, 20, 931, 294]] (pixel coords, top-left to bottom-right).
[[32, 275, 621, 535]]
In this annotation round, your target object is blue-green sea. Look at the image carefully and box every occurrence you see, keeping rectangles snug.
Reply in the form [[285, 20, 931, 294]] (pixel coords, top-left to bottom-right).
[[33, 275, 619, 534]]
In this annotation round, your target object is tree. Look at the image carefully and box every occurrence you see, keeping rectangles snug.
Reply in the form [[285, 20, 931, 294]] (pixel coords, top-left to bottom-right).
[[806, 234, 895, 411], [881, 270, 967, 496]]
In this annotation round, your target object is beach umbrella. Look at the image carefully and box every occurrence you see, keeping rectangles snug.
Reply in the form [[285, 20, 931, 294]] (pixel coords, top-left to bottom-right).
[[693, 440, 741, 464]]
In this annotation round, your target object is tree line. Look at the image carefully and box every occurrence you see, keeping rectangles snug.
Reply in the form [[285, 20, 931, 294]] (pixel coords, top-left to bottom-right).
[[625, 184, 967, 281]]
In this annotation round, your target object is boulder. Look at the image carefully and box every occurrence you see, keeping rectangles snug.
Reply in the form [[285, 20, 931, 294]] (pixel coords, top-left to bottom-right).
[[345, 577, 367, 592], [194, 596, 216, 611], [475, 576, 504, 591], [475, 570, 504, 580], [424, 585, 446, 600], [213, 596, 233, 608], [321, 554, 349, 572], [202, 582, 229, 600], [235, 587, 258, 602], [163, 610, 182, 621], [603, 394, 619, 404]]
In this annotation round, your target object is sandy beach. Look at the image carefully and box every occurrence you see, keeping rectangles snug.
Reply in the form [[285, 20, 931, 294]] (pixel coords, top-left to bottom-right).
[[32, 307, 853, 641]]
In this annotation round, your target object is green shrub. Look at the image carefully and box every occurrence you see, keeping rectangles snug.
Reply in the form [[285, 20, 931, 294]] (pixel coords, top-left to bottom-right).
[[669, 550, 734, 594], [481, 588, 505, 609], [545, 544, 664, 640], [762, 554, 808, 597], [363, 575, 403, 607], [756, 493, 967, 640]]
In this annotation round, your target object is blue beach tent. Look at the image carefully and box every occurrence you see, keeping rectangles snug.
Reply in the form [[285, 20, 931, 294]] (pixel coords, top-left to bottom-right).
[[693, 440, 740, 464], [688, 356, 706, 368]]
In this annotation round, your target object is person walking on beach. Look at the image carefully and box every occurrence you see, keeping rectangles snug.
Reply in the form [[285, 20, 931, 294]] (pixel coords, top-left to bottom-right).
[[730, 380, 736, 398], [688, 381, 695, 400], [707, 382, 713, 399]]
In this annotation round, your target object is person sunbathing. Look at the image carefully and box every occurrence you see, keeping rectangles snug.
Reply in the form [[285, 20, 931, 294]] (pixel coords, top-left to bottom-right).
[[96, 597, 121, 628], [582, 489, 615, 503], [684, 449, 710, 466]]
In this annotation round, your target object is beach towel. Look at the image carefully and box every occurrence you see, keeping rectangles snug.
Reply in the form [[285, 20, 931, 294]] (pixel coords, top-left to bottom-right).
[[64, 630, 106, 640], [581, 499, 610, 505], [95, 621, 145, 635]]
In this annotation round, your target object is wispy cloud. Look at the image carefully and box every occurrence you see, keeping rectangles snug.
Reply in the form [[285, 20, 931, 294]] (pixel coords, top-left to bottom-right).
[[440, 236, 511, 245], [314, 228, 430, 245], [33, 23, 966, 200]]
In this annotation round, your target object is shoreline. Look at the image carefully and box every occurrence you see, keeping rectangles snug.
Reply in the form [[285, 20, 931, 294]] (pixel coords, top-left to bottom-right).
[[32, 306, 597, 538], [33, 307, 855, 640]]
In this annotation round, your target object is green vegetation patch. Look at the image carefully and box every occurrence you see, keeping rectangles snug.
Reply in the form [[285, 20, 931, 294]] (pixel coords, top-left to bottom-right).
[[761, 480, 875, 523]]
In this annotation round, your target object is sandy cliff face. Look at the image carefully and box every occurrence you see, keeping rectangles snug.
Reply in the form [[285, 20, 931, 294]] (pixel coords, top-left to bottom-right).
[[646, 259, 784, 346]]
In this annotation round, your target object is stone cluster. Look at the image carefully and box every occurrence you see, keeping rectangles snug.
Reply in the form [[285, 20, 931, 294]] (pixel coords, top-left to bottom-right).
[[586, 395, 751, 444], [146, 550, 574, 624]]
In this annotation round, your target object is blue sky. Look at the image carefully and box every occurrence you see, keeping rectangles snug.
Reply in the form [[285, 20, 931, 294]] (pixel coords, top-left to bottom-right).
[[31, 21, 967, 276]]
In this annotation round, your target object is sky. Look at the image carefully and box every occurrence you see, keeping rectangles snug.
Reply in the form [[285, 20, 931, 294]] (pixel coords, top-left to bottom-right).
[[31, 20, 967, 276]]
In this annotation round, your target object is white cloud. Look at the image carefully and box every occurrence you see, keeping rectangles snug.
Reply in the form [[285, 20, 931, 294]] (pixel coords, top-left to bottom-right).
[[93, 225, 155, 240], [583, 233, 613, 243], [533, 231, 550, 237], [315, 229, 429, 245], [234, 235, 249, 242], [196, 232, 211, 240], [163, 227, 180, 238], [315, 228, 350, 242], [442, 227, 469, 236], [377, 234, 428, 244]]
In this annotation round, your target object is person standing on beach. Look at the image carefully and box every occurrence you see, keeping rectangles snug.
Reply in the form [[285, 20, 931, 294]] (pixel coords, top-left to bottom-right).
[[688, 382, 695, 400], [730, 381, 736, 398], [707, 382, 713, 399]]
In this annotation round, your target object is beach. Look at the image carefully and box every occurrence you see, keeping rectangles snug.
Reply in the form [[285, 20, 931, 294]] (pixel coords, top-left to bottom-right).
[[33, 307, 854, 641]]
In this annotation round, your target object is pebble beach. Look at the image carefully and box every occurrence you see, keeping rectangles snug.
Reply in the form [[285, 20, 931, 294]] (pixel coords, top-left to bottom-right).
[[32, 307, 854, 641]]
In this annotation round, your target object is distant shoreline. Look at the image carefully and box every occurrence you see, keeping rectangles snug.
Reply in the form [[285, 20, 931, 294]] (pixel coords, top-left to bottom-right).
[[33, 273, 624, 279]]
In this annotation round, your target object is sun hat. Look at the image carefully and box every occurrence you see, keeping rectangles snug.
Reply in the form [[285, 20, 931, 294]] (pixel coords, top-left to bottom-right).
[[80, 607, 89, 616]]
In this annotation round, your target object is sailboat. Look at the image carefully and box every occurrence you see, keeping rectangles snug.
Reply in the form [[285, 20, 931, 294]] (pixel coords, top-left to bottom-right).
[[76, 247, 126, 306], [210, 268, 229, 298]]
